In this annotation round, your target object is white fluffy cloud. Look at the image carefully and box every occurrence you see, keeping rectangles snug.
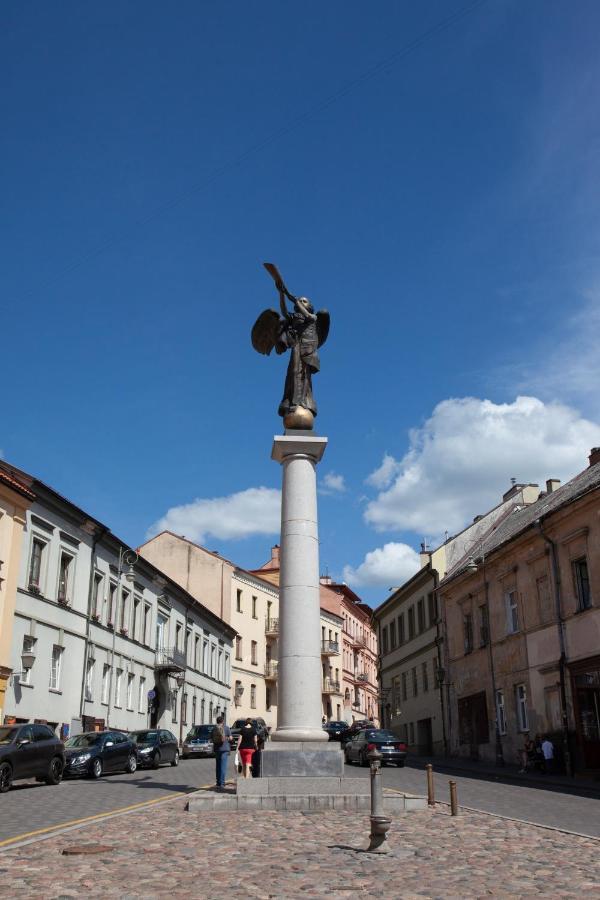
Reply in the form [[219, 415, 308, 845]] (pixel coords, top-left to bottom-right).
[[320, 471, 346, 494], [365, 395, 600, 537], [343, 542, 421, 589], [147, 486, 281, 544]]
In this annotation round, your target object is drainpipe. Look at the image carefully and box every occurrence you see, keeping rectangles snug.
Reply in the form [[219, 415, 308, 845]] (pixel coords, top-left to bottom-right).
[[79, 525, 108, 723], [537, 519, 573, 776], [433, 570, 448, 757]]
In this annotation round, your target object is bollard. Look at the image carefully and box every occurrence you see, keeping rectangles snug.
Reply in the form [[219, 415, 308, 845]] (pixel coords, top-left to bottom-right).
[[366, 746, 392, 852], [426, 763, 435, 807], [449, 780, 458, 816]]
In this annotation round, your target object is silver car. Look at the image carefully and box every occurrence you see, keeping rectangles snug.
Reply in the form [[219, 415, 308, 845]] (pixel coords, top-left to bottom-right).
[[182, 725, 214, 759]]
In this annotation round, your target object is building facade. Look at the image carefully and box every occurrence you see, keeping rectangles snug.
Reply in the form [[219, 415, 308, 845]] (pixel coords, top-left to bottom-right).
[[139, 532, 280, 731], [1, 462, 234, 740], [440, 450, 600, 773]]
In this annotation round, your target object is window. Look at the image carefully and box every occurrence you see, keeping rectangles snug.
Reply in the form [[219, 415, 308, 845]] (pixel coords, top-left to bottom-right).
[[515, 683, 529, 731], [102, 664, 110, 703], [85, 658, 95, 701], [208, 700, 213, 723], [381, 626, 389, 654], [573, 558, 591, 611], [49, 645, 63, 690], [127, 673, 134, 709], [251, 641, 258, 665], [398, 614, 405, 645], [389, 620, 396, 650], [203, 640, 209, 672], [224, 653, 230, 684], [506, 591, 519, 634], [218, 649, 223, 680], [266, 686, 272, 710], [250, 684, 256, 708], [194, 635, 200, 670], [143, 604, 151, 644], [175, 623, 182, 651], [428, 592, 438, 627], [29, 538, 45, 592], [20, 636, 35, 685], [417, 598, 426, 633], [422, 661, 429, 693], [186, 628, 192, 665], [463, 613, 473, 654], [182, 692, 188, 725], [120, 589, 130, 632], [211, 644, 216, 677], [115, 668, 123, 707], [236, 589, 242, 612], [139, 676, 146, 713], [411, 667, 418, 697], [57, 552, 73, 604], [192, 696, 197, 724], [479, 605, 489, 647], [409, 722, 415, 744], [108, 582, 117, 626], [130, 597, 140, 641], [401, 672, 407, 702], [201, 698, 205, 723], [92, 573, 103, 617], [172, 691, 178, 723], [495, 690, 507, 735], [235, 635, 242, 660], [252, 596, 258, 619], [407, 607, 415, 640]]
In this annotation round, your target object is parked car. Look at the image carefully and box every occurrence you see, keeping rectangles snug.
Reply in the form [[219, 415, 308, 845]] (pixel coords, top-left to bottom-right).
[[322, 720, 350, 742], [64, 731, 138, 778], [182, 725, 214, 759], [129, 729, 179, 768], [229, 718, 269, 748], [344, 729, 407, 767], [0, 723, 65, 793], [340, 720, 373, 745]]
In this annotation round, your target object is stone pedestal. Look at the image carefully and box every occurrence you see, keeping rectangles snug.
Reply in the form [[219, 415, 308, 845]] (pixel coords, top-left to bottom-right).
[[271, 432, 328, 743]]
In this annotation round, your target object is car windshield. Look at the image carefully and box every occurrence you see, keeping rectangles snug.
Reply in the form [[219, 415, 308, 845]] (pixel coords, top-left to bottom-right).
[[65, 733, 102, 748], [130, 731, 158, 744], [0, 728, 17, 745], [366, 731, 398, 741], [187, 727, 212, 740]]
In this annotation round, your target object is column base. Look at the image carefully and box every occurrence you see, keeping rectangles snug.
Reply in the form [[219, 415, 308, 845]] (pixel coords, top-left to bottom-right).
[[271, 726, 329, 743]]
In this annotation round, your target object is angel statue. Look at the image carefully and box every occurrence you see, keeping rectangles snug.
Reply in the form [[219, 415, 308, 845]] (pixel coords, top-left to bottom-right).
[[251, 263, 330, 430]]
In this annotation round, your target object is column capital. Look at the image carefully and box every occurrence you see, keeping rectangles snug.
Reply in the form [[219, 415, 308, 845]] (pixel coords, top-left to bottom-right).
[[271, 433, 328, 465]]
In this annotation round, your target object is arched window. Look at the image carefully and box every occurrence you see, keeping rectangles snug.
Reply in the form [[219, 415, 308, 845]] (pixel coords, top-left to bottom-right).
[[209, 700, 213, 723], [200, 698, 205, 723]]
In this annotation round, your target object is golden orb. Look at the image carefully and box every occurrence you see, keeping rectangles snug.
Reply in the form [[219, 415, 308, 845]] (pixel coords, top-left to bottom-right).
[[284, 407, 314, 430]]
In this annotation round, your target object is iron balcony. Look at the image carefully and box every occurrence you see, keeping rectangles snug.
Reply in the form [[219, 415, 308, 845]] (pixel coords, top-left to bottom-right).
[[155, 646, 186, 672]]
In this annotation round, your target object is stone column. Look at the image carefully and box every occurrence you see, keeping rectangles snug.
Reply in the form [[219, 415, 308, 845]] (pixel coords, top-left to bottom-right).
[[271, 433, 328, 743]]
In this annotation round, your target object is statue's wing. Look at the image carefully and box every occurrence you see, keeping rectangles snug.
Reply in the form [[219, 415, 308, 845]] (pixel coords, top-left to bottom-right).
[[251, 308, 282, 355], [316, 310, 330, 348]]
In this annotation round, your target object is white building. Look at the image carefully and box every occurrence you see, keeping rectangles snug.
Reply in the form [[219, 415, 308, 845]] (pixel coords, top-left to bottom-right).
[[1, 462, 234, 741]]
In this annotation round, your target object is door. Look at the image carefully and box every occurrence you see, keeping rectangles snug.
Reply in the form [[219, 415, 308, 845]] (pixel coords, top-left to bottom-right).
[[156, 613, 168, 654], [417, 718, 433, 755], [102, 733, 122, 772], [31, 724, 57, 777], [160, 731, 174, 761], [576, 686, 600, 769], [112, 732, 130, 769], [13, 726, 37, 778]]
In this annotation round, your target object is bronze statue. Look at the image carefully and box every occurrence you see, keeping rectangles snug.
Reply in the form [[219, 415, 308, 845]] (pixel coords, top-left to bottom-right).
[[251, 263, 330, 430]]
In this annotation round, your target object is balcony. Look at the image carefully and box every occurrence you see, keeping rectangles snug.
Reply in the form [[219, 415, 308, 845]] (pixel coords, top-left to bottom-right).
[[322, 678, 341, 694], [264, 661, 278, 681], [155, 646, 186, 672], [265, 618, 279, 637], [355, 672, 369, 683], [350, 635, 367, 649], [321, 640, 339, 656]]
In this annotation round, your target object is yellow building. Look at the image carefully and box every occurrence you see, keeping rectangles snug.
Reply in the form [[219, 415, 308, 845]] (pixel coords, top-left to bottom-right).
[[0, 468, 34, 722]]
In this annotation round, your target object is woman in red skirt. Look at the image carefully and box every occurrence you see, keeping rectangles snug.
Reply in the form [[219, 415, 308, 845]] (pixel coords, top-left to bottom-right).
[[236, 718, 258, 779]]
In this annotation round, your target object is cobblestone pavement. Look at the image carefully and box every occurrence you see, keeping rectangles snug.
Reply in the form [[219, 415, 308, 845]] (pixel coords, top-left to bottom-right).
[[2, 796, 600, 898]]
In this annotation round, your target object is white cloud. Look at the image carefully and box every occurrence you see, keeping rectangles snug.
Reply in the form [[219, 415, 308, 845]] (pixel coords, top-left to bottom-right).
[[365, 395, 600, 537], [147, 486, 281, 544], [365, 453, 399, 490], [320, 471, 346, 494], [343, 542, 420, 589]]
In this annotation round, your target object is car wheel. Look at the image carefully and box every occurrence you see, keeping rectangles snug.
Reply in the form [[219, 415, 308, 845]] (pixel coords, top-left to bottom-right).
[[125, 754, 137, 774], [152, 751, 161, 769], [45, 756, 64, 785], [90, 758, 103, 779], [171, 750, 179, 767], [0, 762, 12, 793]]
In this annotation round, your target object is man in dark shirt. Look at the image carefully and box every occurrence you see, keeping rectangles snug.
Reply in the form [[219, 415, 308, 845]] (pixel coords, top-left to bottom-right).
[[236, 718, 257, 780], [212, 715, 232, 789]]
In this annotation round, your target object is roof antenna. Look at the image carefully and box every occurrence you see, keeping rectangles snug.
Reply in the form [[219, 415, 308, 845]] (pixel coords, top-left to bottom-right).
[[510, 477, 517, 486]]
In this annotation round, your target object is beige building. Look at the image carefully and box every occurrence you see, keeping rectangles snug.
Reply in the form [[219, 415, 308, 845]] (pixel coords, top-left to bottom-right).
[[0, 469, 34, 722], [139, 532, 279, 731], [441, 449, 600, 773]]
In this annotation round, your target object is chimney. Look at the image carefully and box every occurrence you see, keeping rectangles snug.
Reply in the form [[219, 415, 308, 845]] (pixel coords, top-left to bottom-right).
[[546, 478, 561, 493], [589, 448, 600, 467], [271, 545, 280, 565]]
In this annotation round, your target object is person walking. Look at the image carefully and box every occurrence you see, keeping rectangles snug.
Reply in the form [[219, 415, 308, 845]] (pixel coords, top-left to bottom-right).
[[541, 735, 555, 774], [518, 736, 535, 773], [236, 717, 258, 780], [212, 715, 232, 790]]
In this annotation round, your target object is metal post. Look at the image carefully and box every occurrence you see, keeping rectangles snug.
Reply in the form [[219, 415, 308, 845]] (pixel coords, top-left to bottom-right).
[[449, 780, 458, 816], [367, 746, 391, 852], [426, 763, 435, 806]]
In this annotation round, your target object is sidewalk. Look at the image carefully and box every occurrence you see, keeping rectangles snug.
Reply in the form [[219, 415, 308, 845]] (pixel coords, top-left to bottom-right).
[[2, 789, 600, 898], [411, 754, 600, 797]]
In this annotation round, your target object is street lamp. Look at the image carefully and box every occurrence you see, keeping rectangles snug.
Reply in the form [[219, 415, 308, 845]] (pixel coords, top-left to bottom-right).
[[10, 649, 37, 684], [105, 547, 138, 729]]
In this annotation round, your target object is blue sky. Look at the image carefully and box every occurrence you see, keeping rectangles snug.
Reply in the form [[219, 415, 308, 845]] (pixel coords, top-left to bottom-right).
[[3, 1, 600, 604]]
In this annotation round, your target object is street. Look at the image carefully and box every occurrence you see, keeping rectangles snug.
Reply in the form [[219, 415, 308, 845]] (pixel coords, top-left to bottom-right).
[[2, 755, 599, 847]]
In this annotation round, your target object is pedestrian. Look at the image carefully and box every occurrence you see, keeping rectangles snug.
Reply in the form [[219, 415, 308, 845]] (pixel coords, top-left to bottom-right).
[[518, 736, 535, 773], [212, 715, 232, 790], [541, 735, 555, 774], [236, 717, 258, 780]]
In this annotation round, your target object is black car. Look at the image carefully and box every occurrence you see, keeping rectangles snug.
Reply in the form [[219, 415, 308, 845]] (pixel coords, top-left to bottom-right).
[[182, 725, 214, 759], [129, 729, 179, 768], [0, 723, 65, 793], [344, 729, 407, 767], [322, 720, 350, 742], [64, 731, 138, 778], [229, 718, 269, 748]]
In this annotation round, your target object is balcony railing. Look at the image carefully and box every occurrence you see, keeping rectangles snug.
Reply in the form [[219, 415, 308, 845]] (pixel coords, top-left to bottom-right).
[[355, 672, 369, 682], [265, 618, 279, 636], [321, 640, 339, 656], [322, 678, 341, 694], [264, 661, 278, 680], [155, 646, 186, 672], [351, 635, 367, 648]]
